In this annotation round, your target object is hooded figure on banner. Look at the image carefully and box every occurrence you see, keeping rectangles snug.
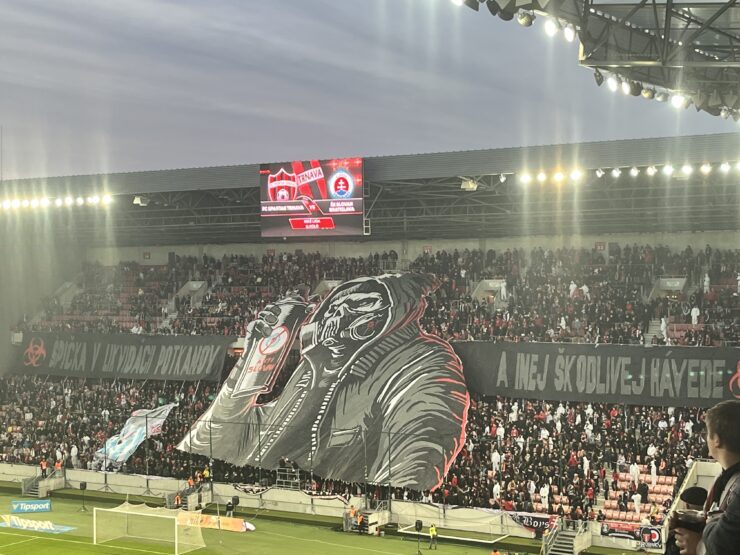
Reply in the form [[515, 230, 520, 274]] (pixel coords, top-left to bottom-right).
[[178, 273, 470, 491]]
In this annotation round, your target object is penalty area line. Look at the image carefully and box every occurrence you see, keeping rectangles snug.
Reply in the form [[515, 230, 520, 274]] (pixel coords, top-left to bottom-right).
[[0, 529, 166, 554]]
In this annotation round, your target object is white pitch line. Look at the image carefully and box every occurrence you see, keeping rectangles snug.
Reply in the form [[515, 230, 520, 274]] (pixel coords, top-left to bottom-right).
[[0, 537, 38, 548], [0, 529, 169, 554]]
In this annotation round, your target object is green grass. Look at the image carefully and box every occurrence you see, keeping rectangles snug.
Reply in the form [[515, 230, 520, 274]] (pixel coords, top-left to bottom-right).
[[0, 491, 633, 555]]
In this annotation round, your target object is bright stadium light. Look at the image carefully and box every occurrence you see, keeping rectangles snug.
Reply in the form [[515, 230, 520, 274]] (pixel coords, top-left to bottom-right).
[[719, 162, 731, 173], [621, 81, 631, 95], [611, 168, 621, 178], [700, 163, 712, 175], [553, 171, 564, 183], [629, 167, 640, 177], [519, 173, 532, 185], [537, 171, 547, 183], [55, 198, 63, 207], [646, 166, 657, 176], [2, 200, 10, 209], [30, 199, 39, 208], [76, 197, 84, 206], [11, 199, 20, 209], [87, 196, 100, 205], [64, 196, 74, 206], [570, 169, 582, 181], [606, 76, 619, 92], [681, 164, 693, 176], [563, 24, 576, 42], [544, 18, 558, 37], [663, 164, 674, 176], [102, 194, 113, 205], [671, 94, 688, 109], [40, 197, 50, 207], [21, 199, 29, 208]]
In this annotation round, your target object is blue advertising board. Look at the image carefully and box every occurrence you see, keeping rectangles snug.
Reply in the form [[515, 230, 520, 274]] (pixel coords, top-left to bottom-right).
[[10, 499, 51, 513]]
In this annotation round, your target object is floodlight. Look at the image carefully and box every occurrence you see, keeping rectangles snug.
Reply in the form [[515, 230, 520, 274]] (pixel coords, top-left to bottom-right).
[[593, 70, 604, 87], [544, 19, 558, 37], [563, 24, 576, 42], [517, 11, 534, 26], [671, 94, 687, 109]]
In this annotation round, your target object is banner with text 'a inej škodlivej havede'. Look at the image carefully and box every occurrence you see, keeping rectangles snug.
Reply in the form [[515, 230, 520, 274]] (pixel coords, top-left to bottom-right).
[[15, 332, 233, 381], [453, 342, 740, 408]]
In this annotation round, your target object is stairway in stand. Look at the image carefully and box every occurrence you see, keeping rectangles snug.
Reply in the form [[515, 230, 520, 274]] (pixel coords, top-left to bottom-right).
[[549, 528, 576, 555], [645, 318, 663, 345]]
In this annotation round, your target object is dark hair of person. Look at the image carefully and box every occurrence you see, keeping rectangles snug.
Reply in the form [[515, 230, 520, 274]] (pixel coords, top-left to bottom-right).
[[706, 400, 740, 454]]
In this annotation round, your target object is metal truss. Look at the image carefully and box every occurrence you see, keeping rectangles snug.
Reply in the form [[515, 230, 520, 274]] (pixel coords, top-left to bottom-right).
[[23, 172, 735, 246], [465, 0, 740, 118]]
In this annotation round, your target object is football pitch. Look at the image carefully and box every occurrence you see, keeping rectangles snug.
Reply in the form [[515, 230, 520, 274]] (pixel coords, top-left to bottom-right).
[[0, 492, 494, 555]]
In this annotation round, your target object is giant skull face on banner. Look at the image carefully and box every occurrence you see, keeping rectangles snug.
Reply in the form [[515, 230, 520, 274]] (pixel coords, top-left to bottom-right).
[[178, 273, 470, 491]]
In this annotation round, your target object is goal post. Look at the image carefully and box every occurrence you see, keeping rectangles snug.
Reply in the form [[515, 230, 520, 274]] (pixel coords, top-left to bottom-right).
[[93, 503, 205, 555]]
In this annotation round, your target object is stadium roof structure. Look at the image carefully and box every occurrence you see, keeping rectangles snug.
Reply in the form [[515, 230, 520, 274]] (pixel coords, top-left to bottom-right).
[[1, 132, 739, 245], [459, 0, 740, 120]]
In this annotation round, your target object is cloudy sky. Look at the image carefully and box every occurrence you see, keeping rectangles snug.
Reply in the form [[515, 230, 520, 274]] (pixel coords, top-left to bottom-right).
[[0, 0, 732, 180]]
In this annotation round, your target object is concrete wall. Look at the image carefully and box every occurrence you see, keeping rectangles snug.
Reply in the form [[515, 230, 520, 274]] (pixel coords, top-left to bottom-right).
[[0, 218, 84, 375], [87, 230, 740, 267]]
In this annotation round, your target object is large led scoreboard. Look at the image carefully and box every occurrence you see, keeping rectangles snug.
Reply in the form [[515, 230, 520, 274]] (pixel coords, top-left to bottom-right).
[[260, 158, 364, 238]]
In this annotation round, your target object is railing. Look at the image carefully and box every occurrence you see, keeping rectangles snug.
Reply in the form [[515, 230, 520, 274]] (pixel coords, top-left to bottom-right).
[[21, 475, 39, 496], [540, 517, 562, 555]]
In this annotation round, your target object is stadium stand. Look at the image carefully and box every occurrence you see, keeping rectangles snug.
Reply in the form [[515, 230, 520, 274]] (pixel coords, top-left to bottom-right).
[[18, 244, 739, 345], [5, 242, 734, 529]]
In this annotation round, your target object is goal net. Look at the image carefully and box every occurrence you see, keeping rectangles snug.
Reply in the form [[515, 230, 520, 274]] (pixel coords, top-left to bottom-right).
[[94, 502, 206, 555]]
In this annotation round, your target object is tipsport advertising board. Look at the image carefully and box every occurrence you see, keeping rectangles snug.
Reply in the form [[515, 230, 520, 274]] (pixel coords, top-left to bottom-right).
[[260, 158, 364, 237]]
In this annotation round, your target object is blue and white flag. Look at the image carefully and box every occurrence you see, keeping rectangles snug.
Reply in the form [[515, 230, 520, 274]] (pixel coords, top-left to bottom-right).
[[96, 403, 177, 464]]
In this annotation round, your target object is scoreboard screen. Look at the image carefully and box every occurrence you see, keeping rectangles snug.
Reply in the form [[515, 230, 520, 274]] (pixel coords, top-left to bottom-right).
[[260, 158, 364, 238]]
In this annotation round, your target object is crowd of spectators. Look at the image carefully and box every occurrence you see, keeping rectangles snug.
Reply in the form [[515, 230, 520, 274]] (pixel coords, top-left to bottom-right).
[[14, 244, 740, 345], [0, 366, 709, 527], [428, 397, 707, 526]]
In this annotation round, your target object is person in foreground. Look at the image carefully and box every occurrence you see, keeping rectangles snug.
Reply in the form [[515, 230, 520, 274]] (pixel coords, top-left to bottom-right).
[[674, 400, 740, 555]]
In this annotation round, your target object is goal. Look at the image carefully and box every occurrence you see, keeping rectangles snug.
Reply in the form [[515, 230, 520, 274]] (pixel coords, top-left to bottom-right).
[[93, 502, 206, 555]]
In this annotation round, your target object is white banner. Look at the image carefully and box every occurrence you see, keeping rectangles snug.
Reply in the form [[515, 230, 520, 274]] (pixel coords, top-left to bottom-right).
[[96, 403, 177, 464]]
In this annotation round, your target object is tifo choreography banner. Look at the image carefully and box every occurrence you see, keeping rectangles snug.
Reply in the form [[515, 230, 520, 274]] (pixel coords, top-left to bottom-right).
[[95, 403, 177, 464], [179, 274, 471, 492], [453, 342, 740, 407], [15, 332, 233, 381]]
